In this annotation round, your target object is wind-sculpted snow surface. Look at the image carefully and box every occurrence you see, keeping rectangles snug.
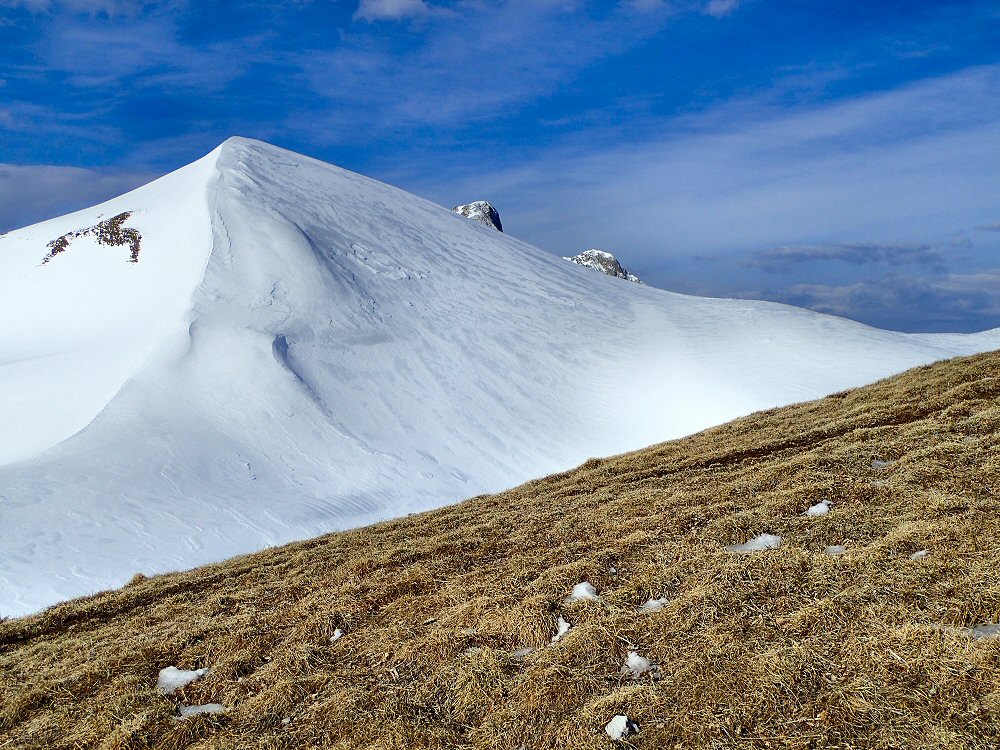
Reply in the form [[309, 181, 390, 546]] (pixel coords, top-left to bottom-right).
[[1, 137, 999, 615]]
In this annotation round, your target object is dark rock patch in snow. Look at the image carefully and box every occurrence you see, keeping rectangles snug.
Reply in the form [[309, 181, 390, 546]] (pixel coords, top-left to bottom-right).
[[564, 249, 641, 283], [43, 211, 142, 264], [452, 201, 503, 232]]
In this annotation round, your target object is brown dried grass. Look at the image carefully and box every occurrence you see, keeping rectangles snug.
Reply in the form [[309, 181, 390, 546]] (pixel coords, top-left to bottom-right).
[[3, 351, 1000, 749]]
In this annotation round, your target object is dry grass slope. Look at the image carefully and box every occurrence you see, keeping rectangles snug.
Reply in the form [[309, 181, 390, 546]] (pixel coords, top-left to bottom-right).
[[3, 351, 1000, 749]]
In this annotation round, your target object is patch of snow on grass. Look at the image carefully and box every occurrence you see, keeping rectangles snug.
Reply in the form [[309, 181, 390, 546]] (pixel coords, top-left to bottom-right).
[[605, 714, 639, 740], [620, 650, 658, 679], [910, 549, 930, 560], [970, 623, 1000, 640], [566, 581, 599, 603], [805, 500, 831, 517], [330, 628, 343, 642], [157, 666, 208, 694], [726, 533, 782, 554], [551, 616, 571, 642], [872, 459, 892, 469], [178, 703, 226, 718], [641, 597, 668, 612], [824, 545, 847, 556]]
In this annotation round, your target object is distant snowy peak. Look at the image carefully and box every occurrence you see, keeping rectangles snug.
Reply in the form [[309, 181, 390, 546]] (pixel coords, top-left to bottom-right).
[[565, 249, 642, 284], [452, 201, 503, 232]]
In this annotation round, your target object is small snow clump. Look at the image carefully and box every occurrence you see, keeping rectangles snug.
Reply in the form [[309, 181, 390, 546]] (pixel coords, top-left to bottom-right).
[[726, 533, 782, 554], [805, 500, 831, 517], [566, 581, 599, 603], [620, 650, 658, 679], [970, 623, 1000, 640], [824, 545, 847, 556], [605, 714, 639, 740], [910, 549, 930, 560], [157, 666, 209, 694], [551, 616, 571, 642], [641, 597, 668, 612], [330, 628, 344, 642]]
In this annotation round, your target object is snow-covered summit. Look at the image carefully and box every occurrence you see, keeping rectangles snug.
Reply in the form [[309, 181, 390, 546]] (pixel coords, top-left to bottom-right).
[[1, 136, 999, 616], [452, 200, 503, 231], [565, 248, 642, 283]]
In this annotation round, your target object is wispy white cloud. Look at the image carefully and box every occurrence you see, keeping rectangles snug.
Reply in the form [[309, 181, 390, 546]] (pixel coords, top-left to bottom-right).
[[0, 0, 157, 15], [33, 10, 260, 90], [1, 0, 745, 153], [622, 0, 739, 15], [0, 99, 124, 145], [292, 1, 674, 136], [746, 242, 947, 273], [780, 271, 1000, 332], [353, 0, 435, 22], [703, 0, 739, 18], [621, 0, 670, 11], [0, 163, 153, 232], [420, 64, 1000, 263]]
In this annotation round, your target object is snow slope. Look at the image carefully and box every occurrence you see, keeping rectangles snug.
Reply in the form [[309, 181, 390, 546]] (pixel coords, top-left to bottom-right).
[[1, 137, 998, 616]]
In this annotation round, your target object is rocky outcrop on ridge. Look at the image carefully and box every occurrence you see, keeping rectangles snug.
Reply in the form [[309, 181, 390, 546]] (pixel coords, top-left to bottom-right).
[[43, 211, 142, 264], [452, 201, 503, 232], [564, 248, 642, 283]]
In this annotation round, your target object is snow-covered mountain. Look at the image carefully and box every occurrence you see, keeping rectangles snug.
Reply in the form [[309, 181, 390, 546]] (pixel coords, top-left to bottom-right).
[[2, 137, 998, 616], [565, 248, 642, 283], [452, 200, 503, 231]]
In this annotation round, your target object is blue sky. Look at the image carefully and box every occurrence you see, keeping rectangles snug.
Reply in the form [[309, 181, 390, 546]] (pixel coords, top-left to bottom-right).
[[2, 0, 999, 331]]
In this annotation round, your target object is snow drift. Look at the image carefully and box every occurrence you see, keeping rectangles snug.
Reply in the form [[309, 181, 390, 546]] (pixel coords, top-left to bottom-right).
[[1, 137, 998, 616]]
